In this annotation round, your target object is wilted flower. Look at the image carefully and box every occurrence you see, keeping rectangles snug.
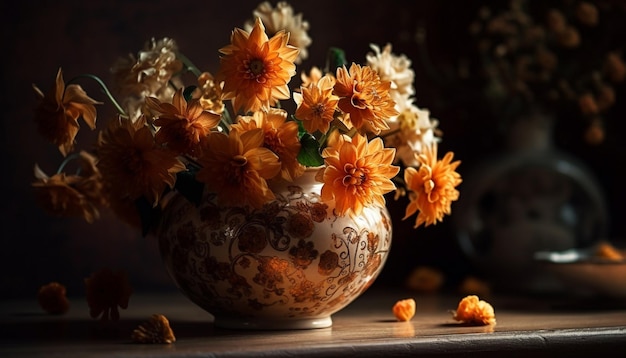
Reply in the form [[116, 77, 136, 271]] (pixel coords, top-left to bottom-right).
[[32, 68, 100, 156]]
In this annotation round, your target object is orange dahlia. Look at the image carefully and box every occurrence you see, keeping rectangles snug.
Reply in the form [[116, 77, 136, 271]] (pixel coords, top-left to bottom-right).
[[403, 144, 461, 228], [32, 151, 105, 224], [195, 129, 281, 208], [217, 17, 299, 114], [231, 108, 304, 182], [333, 63, 398, 135], [96, 116, 185, 207], [316, 133, 399, 216], [294, 74, 339, 134], [146, 88, 221, 157], [32, 68, 101, 156]]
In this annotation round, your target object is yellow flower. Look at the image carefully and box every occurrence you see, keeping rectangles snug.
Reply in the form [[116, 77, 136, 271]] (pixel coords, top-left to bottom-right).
[[403, 145, 461, 228], [96, 116, 185, 207], [294, 74, 338, 134], [231, 108, 304, 182], [217, 17, 299, 114], [32, 68, 101, 156], [146, 88, 222, 157], [195, 129, 281, 208], [316, 133, 399, 216], [333, 63, 399, 135], [31, 151, 105, 224]]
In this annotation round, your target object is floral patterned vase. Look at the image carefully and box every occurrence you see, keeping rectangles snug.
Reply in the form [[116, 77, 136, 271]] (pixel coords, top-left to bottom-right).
[[157, 168, 392, 330]]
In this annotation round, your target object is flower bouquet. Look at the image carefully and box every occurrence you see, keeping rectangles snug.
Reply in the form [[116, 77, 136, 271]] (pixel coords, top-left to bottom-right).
[[32, 2, 461, 231], [30, 1, 462, 328]]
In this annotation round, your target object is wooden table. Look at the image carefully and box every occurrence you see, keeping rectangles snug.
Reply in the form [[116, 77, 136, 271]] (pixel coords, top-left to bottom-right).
[[1, 287, 625, 357]]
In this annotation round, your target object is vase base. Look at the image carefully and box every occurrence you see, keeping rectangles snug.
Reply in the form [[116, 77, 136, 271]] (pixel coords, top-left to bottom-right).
[[213, 315, 333, 330]]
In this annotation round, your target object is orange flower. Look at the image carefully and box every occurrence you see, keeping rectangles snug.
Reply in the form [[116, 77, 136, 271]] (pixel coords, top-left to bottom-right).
[[217, 17, 299, 114], [32, 68, 101, 156], [333, 63, 398, 135], [316, 133, 399, 216], [32, 151, 105, 223], [294, 74, 339, 134], [403, 145, 461, 228], [96, 116, 185, 207], [195, 129, 281, 208], [37, 282, 70, 315], [231, 108, 303, 181], [452, 295, 496, 326], [146, 88, 221, 156]]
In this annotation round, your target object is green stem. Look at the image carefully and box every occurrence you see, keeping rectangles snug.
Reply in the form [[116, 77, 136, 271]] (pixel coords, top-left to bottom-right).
[[182, 155, 202, 170], [176, 52, 202, 77], [219, 110, 232, 133], [56, 152, 81, 175], [66, 74, 127, 117]]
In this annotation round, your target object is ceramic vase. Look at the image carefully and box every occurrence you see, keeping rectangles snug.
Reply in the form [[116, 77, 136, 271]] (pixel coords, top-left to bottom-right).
[[157, 167, 392, 329]]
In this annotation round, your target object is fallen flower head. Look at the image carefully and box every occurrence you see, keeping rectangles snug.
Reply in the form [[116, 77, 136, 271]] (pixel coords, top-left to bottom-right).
[[84, 268, 133, 321], [452, 295, 496, 326]]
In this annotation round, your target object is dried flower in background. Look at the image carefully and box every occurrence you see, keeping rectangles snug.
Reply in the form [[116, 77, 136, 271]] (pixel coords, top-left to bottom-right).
[[458, 276, 492, 298], [404, 266, 444, 293], [392, 298, 416, 322], [37, 282, 69, 315], [594, 241, 624, 260], [452, 295, 496, 326], [84, 269, 132, 321], [468, 0, 626, 145], [131, 314, 176, 344]]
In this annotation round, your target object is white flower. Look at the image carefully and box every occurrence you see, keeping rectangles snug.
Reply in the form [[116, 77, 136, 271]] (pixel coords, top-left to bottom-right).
[[111, 37, 183, 121], [382, 104, 441, 167], [366, 43, 415, 111]]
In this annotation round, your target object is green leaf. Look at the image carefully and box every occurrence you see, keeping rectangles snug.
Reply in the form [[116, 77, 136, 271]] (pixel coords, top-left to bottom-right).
[[326, 47, 347, 72], [298, 133, 324, 167], [175, 170, 204, 206], [183, 86, 197, 102]]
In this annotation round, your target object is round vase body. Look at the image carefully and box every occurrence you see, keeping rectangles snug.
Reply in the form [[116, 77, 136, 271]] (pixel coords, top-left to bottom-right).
[[157, 168, 392, 329], [454, 113, 608, 293]]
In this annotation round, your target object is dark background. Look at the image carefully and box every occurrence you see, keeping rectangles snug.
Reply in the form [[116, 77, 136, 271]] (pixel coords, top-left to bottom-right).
[[1, 0, 625, 299]]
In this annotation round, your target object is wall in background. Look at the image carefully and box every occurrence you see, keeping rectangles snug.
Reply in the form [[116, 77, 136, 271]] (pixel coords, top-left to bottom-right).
[[1, 0, 624, 299]]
